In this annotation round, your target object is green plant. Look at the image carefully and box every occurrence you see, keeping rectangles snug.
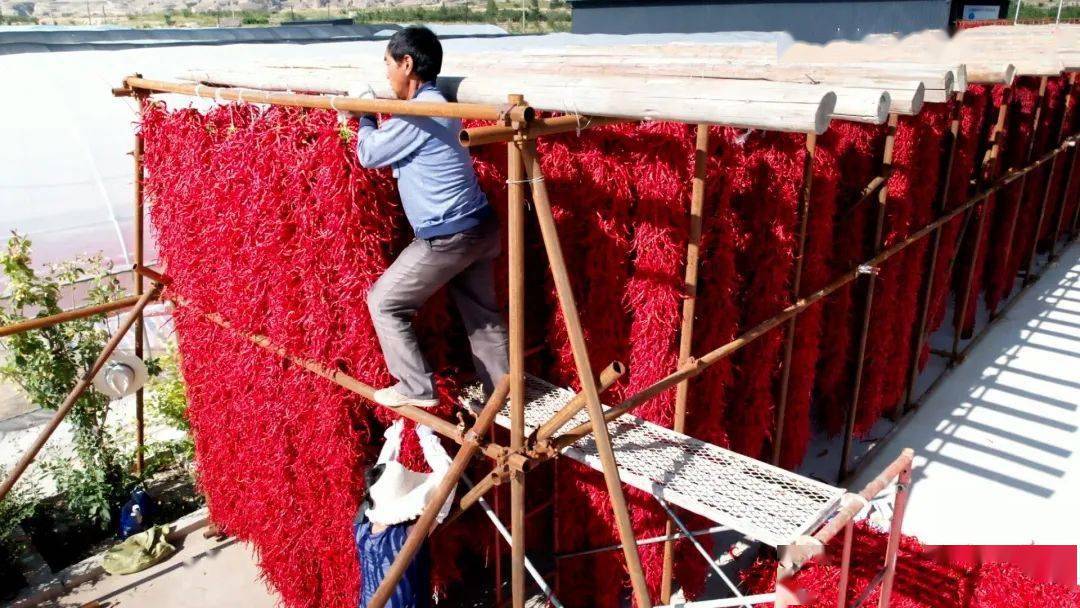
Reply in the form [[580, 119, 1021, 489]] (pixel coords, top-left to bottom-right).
[[485, 0, 497, 18], [0, 467, 40, 557], [146, 343, 194, 469], [0, 233, 132, 528]]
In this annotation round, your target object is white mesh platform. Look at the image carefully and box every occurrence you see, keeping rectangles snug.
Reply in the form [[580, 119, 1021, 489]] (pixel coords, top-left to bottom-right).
[[463, 375, 845, 548]]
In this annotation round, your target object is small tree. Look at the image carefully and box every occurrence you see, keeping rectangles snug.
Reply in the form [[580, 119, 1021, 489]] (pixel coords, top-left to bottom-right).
[[0, 234, 132, 527], [485, 0, 497, 19], [527, 0, 541, 21]]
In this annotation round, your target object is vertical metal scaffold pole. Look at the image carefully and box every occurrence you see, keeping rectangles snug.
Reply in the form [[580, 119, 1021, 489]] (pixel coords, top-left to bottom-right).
[[952, 87, 1013, 359], [1049, 75, 1080, 259], [1024, 74, 1077, 283], [133, 91, 147, 477], [839, 114, 897, 483], [772, 131, 817, 466], [506, 94, 528, 608], [661, 123, 710, 603], [991, 76, 1048, 319], [520, 141, 653, 608], [903, 94, 964, 412]]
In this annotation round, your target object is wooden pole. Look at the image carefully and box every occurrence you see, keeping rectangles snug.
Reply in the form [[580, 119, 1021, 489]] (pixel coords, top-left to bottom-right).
[[660, 123, 710, 604], [0, 284, 162, 503], [772, 131, 817, 467], [1024, 75, 1077, 284], [123, 76, 534, 124], [520, 141, 653, 608], [0, 295, 144, 338], [839, 114, 897, 483], [133, 97, 146, 477], [506, 93, 529, 608], [903, 94, 964, 412], [952, 87, 1012, 359], [367, 378, 511, 608], [990, 76, 1047, 319]]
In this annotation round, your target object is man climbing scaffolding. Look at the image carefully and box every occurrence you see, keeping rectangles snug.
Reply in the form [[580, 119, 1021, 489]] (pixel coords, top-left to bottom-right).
[[354, 26, 510, 409]]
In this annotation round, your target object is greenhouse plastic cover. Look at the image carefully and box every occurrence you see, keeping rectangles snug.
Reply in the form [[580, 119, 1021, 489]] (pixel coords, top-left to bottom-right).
[[0, 27, 791, 287]]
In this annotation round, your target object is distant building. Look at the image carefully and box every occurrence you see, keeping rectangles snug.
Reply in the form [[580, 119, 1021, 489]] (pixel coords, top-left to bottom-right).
[[567, 0, 1009, 42]]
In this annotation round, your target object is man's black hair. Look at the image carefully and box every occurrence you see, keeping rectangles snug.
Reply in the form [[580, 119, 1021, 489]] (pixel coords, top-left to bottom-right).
[[354, 463, 387, 526], [387, 26, 443, 82]]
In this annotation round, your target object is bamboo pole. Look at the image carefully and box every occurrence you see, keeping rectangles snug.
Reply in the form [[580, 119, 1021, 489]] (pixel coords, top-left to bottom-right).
[[124, 76, 534, 123], [0, 295, 144, 338], [0, 284, 162, 503], [1024, 74, 1077, 283], [367, 378, 511, 608], [506, 93, 528, 608], [952, 87, 1013, 358], [771, 131, 817, 467], [554, 131, 1075, 447], [660, 123, 710, 604], [903, 94, 964, 412], [990, 76, 1048, 319], [839, 114, 897, 483], [133, 97, 146, 477], [520, 141, 653, 608]]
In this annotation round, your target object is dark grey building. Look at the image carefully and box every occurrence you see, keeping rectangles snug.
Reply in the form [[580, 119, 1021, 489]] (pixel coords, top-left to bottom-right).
[[568, 0, 1008, 43]]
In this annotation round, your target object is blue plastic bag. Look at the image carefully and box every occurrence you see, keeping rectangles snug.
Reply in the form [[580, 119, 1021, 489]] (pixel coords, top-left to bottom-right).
[[119, 487, 156, 539]]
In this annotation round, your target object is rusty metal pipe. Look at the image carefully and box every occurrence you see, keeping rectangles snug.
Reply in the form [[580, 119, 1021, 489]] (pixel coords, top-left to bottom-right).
[[460, 114, 627, 147], [124, 76, 534, 123], [534, 361, 625, 443], [368, 377, 511, 608], [0, 284, 163, 503], [779, 448, 914, 578], [506, 100, 529, 608], [0, 295, 144, 338], [1050, 143, 1080, 257], [836, 520, 855, 608], [133, 98, 147, 477], [1024, 75, 1077, 283], [521, 141, 652, 608], [181, 298, 507, 457], [952, 88, 1012, 356], [555, 131, 1074, 449], [772, 131, 817, 467], [903, 95, 964, 412], [661, 123, 711, 603], [877, 462, 913, 608], [990, 76, 1047, 319], [840, 113, 897, 483]]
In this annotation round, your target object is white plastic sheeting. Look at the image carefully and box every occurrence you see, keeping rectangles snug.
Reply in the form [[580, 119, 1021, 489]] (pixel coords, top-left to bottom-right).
[[0, 29, 791, 285]]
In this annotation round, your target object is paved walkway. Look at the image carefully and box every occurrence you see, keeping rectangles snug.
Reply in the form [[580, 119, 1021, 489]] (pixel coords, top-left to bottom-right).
[[850, 241, 1080, 550]]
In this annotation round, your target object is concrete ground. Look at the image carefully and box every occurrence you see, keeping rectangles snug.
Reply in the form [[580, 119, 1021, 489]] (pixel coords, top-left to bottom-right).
[[11, 511, 278, 608], [19, 244, 1080, 606], [849, 242, 1080, 551]]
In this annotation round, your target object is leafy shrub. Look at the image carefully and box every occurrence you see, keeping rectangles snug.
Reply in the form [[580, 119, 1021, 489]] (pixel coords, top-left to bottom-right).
[[0, 234, 132, 528]]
